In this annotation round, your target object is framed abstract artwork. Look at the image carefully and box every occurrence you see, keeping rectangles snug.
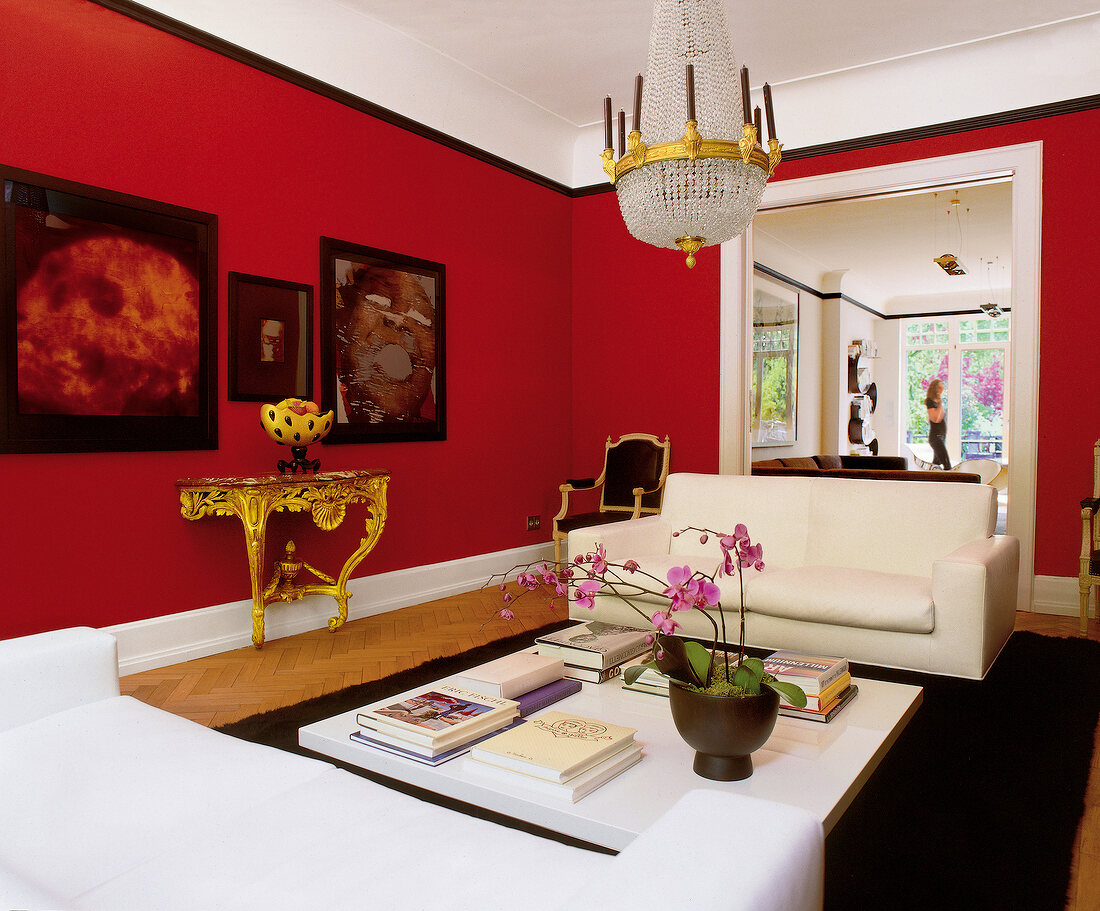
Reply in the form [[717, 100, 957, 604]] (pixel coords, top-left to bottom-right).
[[0, 165, 217, 453], [319, 236, 445, 444], [228, 272, 313, 402]]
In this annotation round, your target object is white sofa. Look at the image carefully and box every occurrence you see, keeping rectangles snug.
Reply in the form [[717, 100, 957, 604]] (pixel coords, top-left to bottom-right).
[[569, 472, 1020, 680], [0, 627, 824, 911]]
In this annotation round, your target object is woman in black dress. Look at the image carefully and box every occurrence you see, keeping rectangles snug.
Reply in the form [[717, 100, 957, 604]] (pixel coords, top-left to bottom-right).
[[925, 378, 951, 469]]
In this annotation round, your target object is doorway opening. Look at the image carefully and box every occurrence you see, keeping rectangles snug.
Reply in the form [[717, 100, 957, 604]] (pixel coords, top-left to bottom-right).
[[719, 142, 1042, 611]]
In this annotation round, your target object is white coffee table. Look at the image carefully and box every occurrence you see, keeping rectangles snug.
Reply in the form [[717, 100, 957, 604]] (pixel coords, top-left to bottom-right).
[[300, 662, 921, 851]]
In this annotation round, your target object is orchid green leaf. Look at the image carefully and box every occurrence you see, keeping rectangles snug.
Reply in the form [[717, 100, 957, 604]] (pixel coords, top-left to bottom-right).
[[683, 640, 713, 685], [624, 661, 659, 686], [765, 679, 808, 708]]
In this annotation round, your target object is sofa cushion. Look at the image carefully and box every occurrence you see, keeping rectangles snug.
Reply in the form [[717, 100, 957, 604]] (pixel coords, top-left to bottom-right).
[[813, 454, 844, 470], [804, 477, 995, 577], [780, 457, 820, 469], [0, 695, 333, 901], [75, 767, 612, 911], [663, 474, 814, 570], [746, 566, 934, 633]]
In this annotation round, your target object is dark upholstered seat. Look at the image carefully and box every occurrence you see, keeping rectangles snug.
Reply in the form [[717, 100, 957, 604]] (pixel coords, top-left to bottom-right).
[[552, 433, 670, 565]]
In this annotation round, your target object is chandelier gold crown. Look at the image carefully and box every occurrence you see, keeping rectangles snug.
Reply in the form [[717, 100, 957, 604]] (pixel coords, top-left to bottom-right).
[[600, 0, 782, 268]]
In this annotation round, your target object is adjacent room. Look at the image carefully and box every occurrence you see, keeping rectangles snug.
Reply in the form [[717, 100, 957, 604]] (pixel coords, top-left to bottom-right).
[[2, 1, 1099, 909]]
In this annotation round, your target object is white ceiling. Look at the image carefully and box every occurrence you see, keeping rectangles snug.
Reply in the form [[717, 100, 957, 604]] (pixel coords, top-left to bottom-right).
[[754, 181, 1013, 313], [335, 0, 1100, 127]]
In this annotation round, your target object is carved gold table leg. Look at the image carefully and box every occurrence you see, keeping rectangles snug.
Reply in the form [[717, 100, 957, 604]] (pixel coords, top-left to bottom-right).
[[328, 477, 389, 631], [236, 489, 274, 649], [177, 471, 390, 649]]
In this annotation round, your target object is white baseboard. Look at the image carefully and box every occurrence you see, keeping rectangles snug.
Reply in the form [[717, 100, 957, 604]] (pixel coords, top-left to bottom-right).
[[107, 542, 555, 675], [1031, 574, 1084, 618]]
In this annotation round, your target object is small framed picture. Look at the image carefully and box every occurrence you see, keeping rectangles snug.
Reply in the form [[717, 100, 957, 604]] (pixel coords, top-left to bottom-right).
[[319, 237, 445, 444], [228, 272, 312, 402]]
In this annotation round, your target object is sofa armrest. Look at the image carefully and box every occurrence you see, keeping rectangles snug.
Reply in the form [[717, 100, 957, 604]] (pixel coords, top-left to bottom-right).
[[931, 535, 1020, 679], [567, 514, 672, 564], [556, 790, 823, 911], [0, 627, 120, 732]]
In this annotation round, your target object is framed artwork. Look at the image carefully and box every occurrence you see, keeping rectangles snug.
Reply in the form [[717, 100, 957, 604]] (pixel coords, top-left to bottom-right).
[[751, 269, 799, 446], [228, 272, 312, 402], [1, 165, 217, 453], [319, 236, 445, 444]]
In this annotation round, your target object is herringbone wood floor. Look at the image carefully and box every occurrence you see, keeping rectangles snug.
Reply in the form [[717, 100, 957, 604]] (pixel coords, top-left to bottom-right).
[[121, 597, 1100, 910]]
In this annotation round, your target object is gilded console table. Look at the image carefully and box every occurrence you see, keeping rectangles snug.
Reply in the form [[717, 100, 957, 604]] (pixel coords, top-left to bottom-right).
[[176, 470, 389, 648]]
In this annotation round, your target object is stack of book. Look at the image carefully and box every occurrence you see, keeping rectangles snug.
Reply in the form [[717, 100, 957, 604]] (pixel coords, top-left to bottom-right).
[[535, 621, 650, 682], [468, 710, 642, 802], [764, 650, 858, 723], [351, 682, 521, 765], [450, 649, 581, 717]]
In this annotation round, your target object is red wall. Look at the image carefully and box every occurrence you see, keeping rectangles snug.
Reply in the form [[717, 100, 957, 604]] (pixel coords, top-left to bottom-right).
[[570, 191, 722, 483], [0, 1, 573, 638], [574, 110, 1100, 581]]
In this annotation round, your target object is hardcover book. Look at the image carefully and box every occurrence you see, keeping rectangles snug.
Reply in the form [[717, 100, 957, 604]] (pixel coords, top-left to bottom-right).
[[763, 650, 850, 694], [349, 718, 527, 764], [796, 672, 852, 710], [515, 677, 581, 716], [467, 741, 644, 802], [355, 683, 518, 747], [535, 621, 650, 669], [778, 684, 859, 723], [562, 663, 624, 684], [451, 650, 565, 699], [470, 709, 637, 782]]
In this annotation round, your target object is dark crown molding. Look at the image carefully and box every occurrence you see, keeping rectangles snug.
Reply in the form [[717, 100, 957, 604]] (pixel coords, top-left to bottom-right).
[[91, 0, 574, 196], [94, 1, 1099, 200]]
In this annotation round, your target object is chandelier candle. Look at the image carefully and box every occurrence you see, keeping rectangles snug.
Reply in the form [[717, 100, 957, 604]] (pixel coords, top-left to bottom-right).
[[604, 95, 613, 150], [686, 63, 696, 122], [740, 66, 752, 125], [763, 82, 776, 140], [599, 0, 783, 268]]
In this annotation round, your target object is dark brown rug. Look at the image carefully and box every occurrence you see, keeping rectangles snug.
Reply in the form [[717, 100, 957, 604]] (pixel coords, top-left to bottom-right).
[[218, 628, 1100, 908]]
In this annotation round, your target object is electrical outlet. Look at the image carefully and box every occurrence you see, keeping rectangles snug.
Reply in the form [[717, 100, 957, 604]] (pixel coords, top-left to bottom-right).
[[526, 515, 541, 531]]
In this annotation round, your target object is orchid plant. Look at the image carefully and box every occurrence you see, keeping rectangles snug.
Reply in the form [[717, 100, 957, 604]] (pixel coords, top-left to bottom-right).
[[487, 525, 806, 706]]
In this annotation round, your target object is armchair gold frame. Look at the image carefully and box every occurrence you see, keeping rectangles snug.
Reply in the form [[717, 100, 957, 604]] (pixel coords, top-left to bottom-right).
[[1079, 439, 1100, 635], [552, 432, 671, 566]]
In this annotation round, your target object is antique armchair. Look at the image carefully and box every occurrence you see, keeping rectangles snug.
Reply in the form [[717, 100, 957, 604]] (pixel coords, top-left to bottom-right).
[[552, 433, 671, 566], [1080, 440, 1100, 635]]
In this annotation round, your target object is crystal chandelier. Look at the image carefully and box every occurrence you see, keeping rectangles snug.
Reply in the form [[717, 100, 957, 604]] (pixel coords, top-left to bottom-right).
[[601, 0, 781, 268]]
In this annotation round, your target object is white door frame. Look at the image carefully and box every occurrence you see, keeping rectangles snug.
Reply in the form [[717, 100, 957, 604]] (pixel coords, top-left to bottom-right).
[[718, 142, 1041, 612]]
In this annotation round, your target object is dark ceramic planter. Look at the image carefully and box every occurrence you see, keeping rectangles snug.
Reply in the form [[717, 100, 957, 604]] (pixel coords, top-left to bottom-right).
[[668, 682, 780, 781]]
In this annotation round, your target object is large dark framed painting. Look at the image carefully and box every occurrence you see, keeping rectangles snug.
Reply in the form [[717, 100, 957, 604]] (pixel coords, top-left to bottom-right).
[[319, 236, 445, 444], [228, 272, 312, 402], [1, 165, 217, 453]]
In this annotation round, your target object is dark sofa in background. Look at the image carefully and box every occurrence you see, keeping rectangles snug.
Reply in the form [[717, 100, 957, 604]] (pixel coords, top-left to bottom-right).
[[751, 454, 980, 483]]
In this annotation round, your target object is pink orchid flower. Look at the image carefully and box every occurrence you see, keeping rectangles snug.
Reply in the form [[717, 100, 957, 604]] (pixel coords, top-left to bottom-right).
[[623, 559, 640, 573], [698, 579, 721, 607], [651, 611, 680, 635], [498, 608, 515, 621], [573, 578, 603, 611], [739, 541, 764, 570], [591, 543, 609, 574]]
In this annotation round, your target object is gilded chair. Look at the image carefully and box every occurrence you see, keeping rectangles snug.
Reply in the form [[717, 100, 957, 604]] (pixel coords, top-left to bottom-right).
[[1079, 439, 1100, 635], [553, 433, 671, 566]]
